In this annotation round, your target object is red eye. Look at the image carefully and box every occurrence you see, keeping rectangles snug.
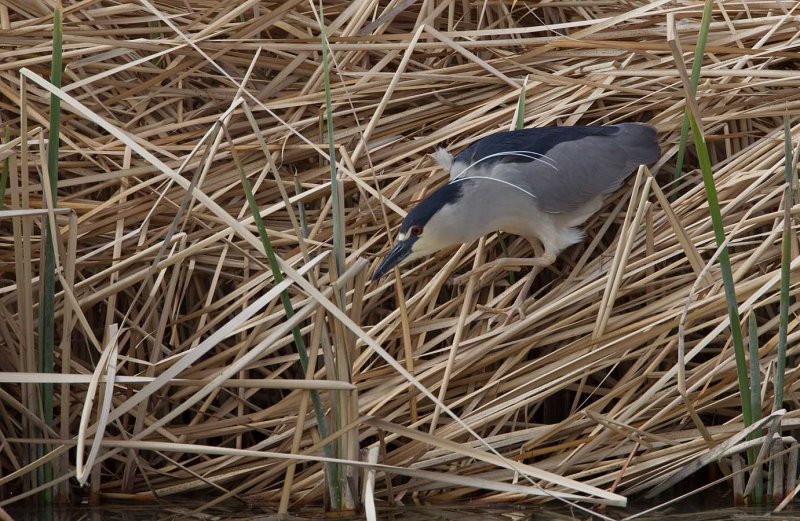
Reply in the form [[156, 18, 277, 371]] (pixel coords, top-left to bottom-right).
[[411, 226, 423, 236]]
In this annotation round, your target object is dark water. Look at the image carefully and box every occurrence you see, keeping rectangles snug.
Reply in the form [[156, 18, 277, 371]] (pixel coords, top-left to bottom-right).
[[5, 503, 800, 521]]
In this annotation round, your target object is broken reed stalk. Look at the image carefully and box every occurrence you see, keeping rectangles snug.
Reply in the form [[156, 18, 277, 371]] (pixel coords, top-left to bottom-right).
[[775, 116, 794, 410]]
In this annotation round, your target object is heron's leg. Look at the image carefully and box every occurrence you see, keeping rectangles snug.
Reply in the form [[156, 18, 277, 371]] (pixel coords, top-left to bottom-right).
[[477, 250, 556, 285], [503, 239, 561, 326], [453, 254, 550, 286], [500, 262, 548, 324], [451, 233, 557, 287], [494, 241, 557, 325]]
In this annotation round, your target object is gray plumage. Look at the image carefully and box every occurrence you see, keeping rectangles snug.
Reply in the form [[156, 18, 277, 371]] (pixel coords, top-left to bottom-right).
[[445, 123, 660, 214], [372, 123, 660, 283]]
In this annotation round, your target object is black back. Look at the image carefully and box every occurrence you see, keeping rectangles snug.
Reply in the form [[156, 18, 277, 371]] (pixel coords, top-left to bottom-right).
[[454, 126, 616, 166]]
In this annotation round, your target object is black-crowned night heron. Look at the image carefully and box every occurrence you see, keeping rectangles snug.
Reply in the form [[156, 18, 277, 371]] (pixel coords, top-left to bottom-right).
[[371, 123, 660, 317]]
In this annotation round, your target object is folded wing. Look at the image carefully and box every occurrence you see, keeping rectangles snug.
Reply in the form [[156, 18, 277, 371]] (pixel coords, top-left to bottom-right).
[[450, 123, 660, 214]]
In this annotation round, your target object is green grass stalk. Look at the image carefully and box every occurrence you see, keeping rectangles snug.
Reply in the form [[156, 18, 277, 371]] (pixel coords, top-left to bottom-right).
[[147, 21, 163, 67], [748, 313, 762, 423], [320, 4, 344, 277], [748, 312, 763, 503], [774, 117, 794, 409], [673, 0, 714, 182], [318, 3, 347, 509], [685, 112, 752, 428], [293, 174, 309, 238], [515, 83, 526, 131], [36, 4, 63, 501], [672, 2, 750, 427], [231, 146, 340, 510]]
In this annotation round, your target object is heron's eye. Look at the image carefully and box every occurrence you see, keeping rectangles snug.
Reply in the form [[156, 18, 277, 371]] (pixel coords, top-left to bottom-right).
[[411, 226, 423, 236]]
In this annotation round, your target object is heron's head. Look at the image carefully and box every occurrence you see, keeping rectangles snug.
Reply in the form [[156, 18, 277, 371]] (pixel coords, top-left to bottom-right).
[[371, 181, 468, 281]]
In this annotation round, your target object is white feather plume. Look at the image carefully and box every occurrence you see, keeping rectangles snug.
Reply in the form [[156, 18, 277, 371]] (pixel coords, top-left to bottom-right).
[[433, 147, 453, 172]]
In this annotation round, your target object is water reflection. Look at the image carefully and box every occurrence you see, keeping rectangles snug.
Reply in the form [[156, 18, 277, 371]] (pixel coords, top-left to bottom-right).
[[3, 503, 266, 521], [0, 505, 533, 521], [4, 504, 800, 521]]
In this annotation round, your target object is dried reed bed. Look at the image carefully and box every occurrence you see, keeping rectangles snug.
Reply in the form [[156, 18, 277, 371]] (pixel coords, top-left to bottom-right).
[[0, 0, 799, 512]]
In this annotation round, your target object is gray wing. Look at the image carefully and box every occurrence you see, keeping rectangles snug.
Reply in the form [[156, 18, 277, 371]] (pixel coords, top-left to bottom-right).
[[452, 123, 660, 214]]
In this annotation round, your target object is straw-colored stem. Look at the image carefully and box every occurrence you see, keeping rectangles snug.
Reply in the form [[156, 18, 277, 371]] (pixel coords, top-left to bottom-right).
[[774, 117, 793, 410]]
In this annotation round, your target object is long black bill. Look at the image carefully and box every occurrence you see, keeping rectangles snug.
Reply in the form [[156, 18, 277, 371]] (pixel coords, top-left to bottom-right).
[[371, 240, 413, 281]]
